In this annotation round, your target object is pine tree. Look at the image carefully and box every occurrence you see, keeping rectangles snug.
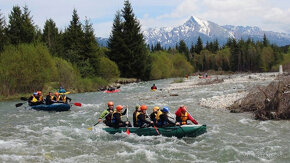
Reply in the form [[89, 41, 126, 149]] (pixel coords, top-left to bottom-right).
[[21, 5, 35, 43], [62, 9, 84, 64], [82, 18, 99, 77], [154, 42, 162, 51], [195, 36, 203, 54], [107, 11, 125, 64], [42, 18, 60, 55], [7, 6, 23, 45], [190, 43, 195, 54], [213, 39, 219, 53], [178, 40, 189, 60], [0, 11, 6, 52], [108, 0, 150, 80], [263, 34, 269, 47]]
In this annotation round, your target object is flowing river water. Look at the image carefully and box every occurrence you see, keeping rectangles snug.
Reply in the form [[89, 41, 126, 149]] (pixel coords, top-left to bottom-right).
[[0, 73, 289, 162]]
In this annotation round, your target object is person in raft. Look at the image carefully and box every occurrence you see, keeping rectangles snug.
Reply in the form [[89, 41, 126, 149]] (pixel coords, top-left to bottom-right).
[[175, 105, 198, 125], [58, 86, 66, 93], [150, 106, 162, 126], [157, 107, 179, 127], [98, 101, 115, 127], [133, 105, 141, 127], [53, 92, 61, 103], [28, 92, 39, 106], [37, 91, 44, 104], [111, 105, 131, 128], [45, 92, 54, 105], [136, 105, 153, 128], [60, 94, 72, 104], [151, 84, 157, 90]]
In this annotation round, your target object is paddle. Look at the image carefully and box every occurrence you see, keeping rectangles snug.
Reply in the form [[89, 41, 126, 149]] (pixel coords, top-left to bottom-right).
[[146, 111, 160, 136], [73, 102, 82, 107], [15, 97, 28, 107], [88, 111, 110, 130], [125, 106, 130, 135]]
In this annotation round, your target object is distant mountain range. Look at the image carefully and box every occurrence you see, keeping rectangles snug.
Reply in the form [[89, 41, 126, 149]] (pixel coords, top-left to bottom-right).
[[97, 16, 290, 48]]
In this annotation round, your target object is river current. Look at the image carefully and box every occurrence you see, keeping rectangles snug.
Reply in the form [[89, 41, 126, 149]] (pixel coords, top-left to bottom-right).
[[0, 74, 289, 162]]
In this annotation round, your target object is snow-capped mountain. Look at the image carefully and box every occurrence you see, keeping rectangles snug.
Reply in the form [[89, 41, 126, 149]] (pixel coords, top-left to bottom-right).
[[97, 16, 290, 47], [143, 16, 290, 48]]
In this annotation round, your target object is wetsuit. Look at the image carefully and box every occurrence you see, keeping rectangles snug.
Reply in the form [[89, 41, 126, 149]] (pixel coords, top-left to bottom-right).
[[99, 109, 113, 127], [157, 113, 176, 127], [151, 86, 157, 90], [111, 109, 131, 128], [45, 95, 54, 105], [136, 112, 152, 128]]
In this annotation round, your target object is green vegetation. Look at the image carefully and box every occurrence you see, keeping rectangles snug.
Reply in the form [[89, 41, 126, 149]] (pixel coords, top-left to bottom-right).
[[0, 1, 289, 100]]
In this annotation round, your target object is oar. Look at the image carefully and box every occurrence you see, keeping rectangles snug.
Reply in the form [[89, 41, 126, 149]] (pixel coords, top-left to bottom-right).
[[16, 97, 28, 107], [88, 112, 110, 130], [125, 106, 130, 135], [146, 111, 160, 136]]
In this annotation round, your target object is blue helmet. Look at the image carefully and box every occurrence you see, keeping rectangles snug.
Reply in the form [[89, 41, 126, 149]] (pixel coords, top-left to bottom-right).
[[162, 107, 170, 112], [33, 92, 37, 95]]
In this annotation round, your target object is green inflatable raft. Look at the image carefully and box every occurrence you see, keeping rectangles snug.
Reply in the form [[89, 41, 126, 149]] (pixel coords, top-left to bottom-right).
[[103, 124, 206, 138]]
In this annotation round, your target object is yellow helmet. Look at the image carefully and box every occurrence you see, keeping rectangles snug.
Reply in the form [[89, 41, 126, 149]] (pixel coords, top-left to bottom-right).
[[153, 106, 160, 112]]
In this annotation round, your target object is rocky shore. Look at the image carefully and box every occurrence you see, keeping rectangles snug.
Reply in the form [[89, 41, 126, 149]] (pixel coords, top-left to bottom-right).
[[228, 74, 290, 120]]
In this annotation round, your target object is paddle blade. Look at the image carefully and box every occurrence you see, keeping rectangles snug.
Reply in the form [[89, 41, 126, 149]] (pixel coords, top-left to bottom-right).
[[88, 127, 93, 131], [15, 103, 24, 107], [74, 103, 82, 107], [126, 128, 130, 135]]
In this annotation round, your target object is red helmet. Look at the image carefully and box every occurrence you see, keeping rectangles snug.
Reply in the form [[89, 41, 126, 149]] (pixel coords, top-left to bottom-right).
[[37, 91, 42, 95], [116, 105, 123, 111], [180, 105, 187, 113], [54, 92, 59, 96], [107, 101, 114, 106], [140, 105, 147, 111]]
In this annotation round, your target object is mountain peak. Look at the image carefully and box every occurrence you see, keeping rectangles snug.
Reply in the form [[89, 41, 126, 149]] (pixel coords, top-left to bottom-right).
[[184, 16, 205, 26]]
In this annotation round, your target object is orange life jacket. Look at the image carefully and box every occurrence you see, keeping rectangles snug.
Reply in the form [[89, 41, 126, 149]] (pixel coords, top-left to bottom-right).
[[180, 112, 188, 125]]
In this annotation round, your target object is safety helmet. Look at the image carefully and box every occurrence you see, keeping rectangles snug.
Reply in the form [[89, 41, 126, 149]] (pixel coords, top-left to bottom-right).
[[180, 105, 187, 113], [37, 91, 42, 95], [54, 92, 59, 96], [153, 106, 160, 112], [33, 92, 37, 95], [140, 105, 147, 111], [162, 107, 170, 112], [116, 105, 123, 111], [107, 101, 114, 106]]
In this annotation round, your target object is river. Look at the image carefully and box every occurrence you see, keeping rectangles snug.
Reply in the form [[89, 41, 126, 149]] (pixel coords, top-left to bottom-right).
[[0, 73, 289, 162]]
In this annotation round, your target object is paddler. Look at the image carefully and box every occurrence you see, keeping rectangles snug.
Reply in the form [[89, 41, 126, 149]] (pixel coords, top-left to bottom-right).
[[136, 105, 153, 128], [157, 107, 179, 127], [151, 84, 157, 90], [149, 106, 162, 126], [133, 105, 141, 127], [37, 91, 44, 104], [45, 92, 54, 105], [175, 105, 198, 125], [53, 92, 61, 102], [111, 105, 131, 128], [98, 101, 115, 127], [28, 92, 39, 106], [60, 94, 71, 104]]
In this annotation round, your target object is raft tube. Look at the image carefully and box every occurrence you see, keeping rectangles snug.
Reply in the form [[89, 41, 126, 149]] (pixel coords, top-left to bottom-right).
[[104, 89, 120, 93], [30, 103, 71, 111], [103, 124, 206, 138]]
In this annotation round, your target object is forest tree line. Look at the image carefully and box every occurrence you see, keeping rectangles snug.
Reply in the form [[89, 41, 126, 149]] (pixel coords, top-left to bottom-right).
[[0, 0, 289, 97]]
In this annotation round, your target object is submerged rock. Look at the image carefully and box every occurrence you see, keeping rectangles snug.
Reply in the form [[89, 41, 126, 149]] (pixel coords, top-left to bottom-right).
[[228, 74, 290, 120]]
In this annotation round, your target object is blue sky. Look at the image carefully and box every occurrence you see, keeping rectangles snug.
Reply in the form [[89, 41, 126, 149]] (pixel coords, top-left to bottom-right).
[[1, 0, 289, 38]]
